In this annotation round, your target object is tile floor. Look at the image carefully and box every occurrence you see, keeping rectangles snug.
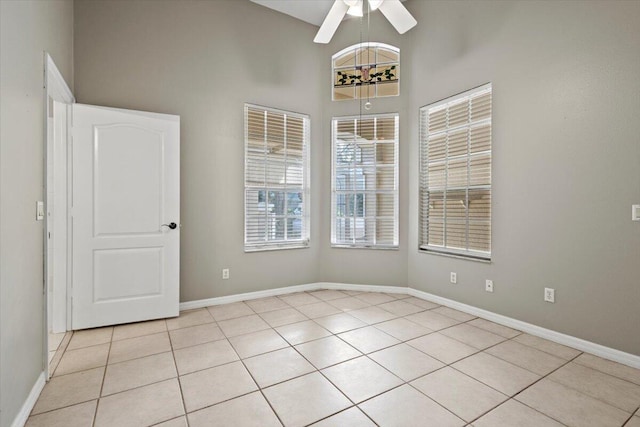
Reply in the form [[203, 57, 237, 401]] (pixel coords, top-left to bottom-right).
[[28, 290, 640, 427]]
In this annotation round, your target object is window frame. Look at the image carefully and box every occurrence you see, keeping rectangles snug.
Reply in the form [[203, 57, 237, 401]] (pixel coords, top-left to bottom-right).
[[419, 83, 492, 261], [331, 113, 400, 249], [244, 103, 311, 252], [331, 42, 400, 101]]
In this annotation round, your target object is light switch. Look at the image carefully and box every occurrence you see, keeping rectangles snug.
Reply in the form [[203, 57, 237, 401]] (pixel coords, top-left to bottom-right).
[[36, 201, 45, 221], [633, 205, 640, 221]]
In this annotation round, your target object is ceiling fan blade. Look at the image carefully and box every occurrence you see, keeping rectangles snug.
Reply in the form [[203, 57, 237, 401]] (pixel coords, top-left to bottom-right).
[[314, 0, 350, 44], [378, 0, 417, 34]]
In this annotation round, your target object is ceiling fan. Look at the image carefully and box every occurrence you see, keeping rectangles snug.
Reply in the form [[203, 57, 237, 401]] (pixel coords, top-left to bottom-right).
[[314, 0, 417, 44]]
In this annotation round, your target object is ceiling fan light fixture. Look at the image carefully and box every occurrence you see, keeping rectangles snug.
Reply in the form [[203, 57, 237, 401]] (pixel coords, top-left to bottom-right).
[[368, 0, 384, 11], [343, 0, 359, 7], [346, 0, 363, 17]]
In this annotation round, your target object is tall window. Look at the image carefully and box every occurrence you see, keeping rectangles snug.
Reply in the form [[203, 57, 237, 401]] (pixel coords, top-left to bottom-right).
[[332, 43, 399, 101], [419, 84, 492, 260], [244, 104, 310, 251], [332, 114, 399, 248]]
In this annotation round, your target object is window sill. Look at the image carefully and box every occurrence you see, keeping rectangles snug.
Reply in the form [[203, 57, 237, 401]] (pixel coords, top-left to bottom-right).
[[331, 244, 399, 251], [245, 244, 310, 253], [419, 247, 491, 263]]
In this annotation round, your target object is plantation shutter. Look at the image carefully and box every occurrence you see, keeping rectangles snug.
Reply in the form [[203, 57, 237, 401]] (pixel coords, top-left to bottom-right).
[[331, 114, 399, 248], [419, 84, 492, 259], [244, 104, 310, 251]]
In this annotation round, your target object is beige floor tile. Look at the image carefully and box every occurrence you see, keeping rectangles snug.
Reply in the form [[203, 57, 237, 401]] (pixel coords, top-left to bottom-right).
[[467, 318, 521, 338], [342, 290, 366, 296], [244, 347, 315, 387], [217, 314, 272, 337], [188, 392, 281, 427], [374, 318, 433, 341], [513, 334, 582, 360], [154, 416, 188, 427], [32, 367, 104, 414], [112, 319, 167, 341], [403, 297, 440, 310], [310, 407, 375, 427], [278, 292, 321, 307], [245, 296, 290, 313], [377, 300, 426, 316], [258, 308, 308, 328], [574, 353, 640, 386], [548, 362, 640, 412], [347, 306, 397, 324], [369, 343, 444, 381], [407, 332, 478, 364], [359, 384, 464, 427], [295, 336, 362, 369], [485, 340, 566, 375], [102, 351, 177, 396], [327, 297, 371, 312], [228, 328, 289, 358], [626, 416, 640, 427], [26, 400, 96, 427], [48, 332, 66, 352], [168, 323, 225, 350], [275, 320, 332, 345], [354, 292, 397, 305], [338, 326, 400, 354], [54, 343, 109, 376], [173, 339, 238, 375], [166, 309, 214, 331], [95, 378, 184, 427], [321, 356, 403, 403], [439, 323, 507, 350], [296, 301, 342, 319], [472, 399, 564, 427], [180, 361, 258, 412], [207, 301, 255, 321], [431, 307, 477, 322], [67, 327, 113, 350], [309, 289, 349, 301], [405, 311, 461, 331], [411, 367, 507, 422], [48, 351, 56, 364], [452, 352, 540, 396], [314, 313, 367, 334], [108, 332, 171, 364], [516, 379, 630, 427], [390, 292, 412, 300], [263, 372, 351, 427]]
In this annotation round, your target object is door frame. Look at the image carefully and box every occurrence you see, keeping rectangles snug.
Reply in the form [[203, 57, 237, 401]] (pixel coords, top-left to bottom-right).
[[43, 52, 74, 380]]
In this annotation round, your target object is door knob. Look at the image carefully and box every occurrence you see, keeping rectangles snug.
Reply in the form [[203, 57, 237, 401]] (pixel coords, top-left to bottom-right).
[[162, 222, 178, 230]]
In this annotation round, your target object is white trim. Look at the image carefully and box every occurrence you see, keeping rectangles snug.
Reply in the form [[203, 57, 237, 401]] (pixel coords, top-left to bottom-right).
[[179, 282, 640, 369], [407, 287, 640, 369], [11, 372, 45, 427], [178, 282, 407, 311]]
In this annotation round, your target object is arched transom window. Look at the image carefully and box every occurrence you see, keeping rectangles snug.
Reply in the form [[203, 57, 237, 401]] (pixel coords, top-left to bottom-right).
[[332, 42, 399, 101]]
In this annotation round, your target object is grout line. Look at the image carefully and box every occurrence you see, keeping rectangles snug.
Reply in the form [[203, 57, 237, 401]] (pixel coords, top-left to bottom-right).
[[92, 327, 114, 427], [168, 322, 190, 427]]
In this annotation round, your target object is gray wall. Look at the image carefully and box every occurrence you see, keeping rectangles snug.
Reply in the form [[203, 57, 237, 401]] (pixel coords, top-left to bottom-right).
[[73, 0, 640, 357], [405, 1, 640, 356], [74, 0, 324, 302], [0, 1, 74, 425]]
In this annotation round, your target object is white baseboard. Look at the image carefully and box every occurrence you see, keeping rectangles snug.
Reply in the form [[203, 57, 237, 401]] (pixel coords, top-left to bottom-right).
[[407, 288, 640, 369], [11, 371, 45, 427], [179, 282, 639, 369]]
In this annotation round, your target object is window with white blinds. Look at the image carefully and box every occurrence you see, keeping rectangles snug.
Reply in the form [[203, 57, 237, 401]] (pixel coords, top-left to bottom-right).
[[419, 84, 492, 260], [331, 114, 399, 248], [244, 104, 310, 251]]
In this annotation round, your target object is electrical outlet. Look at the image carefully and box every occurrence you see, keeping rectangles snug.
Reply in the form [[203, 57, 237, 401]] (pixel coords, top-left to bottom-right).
[[450, 272, 457, 284], [544, 287, 555, 303], [222, 268, 230, 280], [485, 280, 494, 293]]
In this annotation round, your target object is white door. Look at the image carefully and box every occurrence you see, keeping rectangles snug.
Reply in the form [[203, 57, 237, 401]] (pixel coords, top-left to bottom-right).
[[72, 104, 180, 330]]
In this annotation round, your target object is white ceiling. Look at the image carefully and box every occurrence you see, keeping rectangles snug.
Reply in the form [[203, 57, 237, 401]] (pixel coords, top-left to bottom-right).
[[249, 0, 335, 26]]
